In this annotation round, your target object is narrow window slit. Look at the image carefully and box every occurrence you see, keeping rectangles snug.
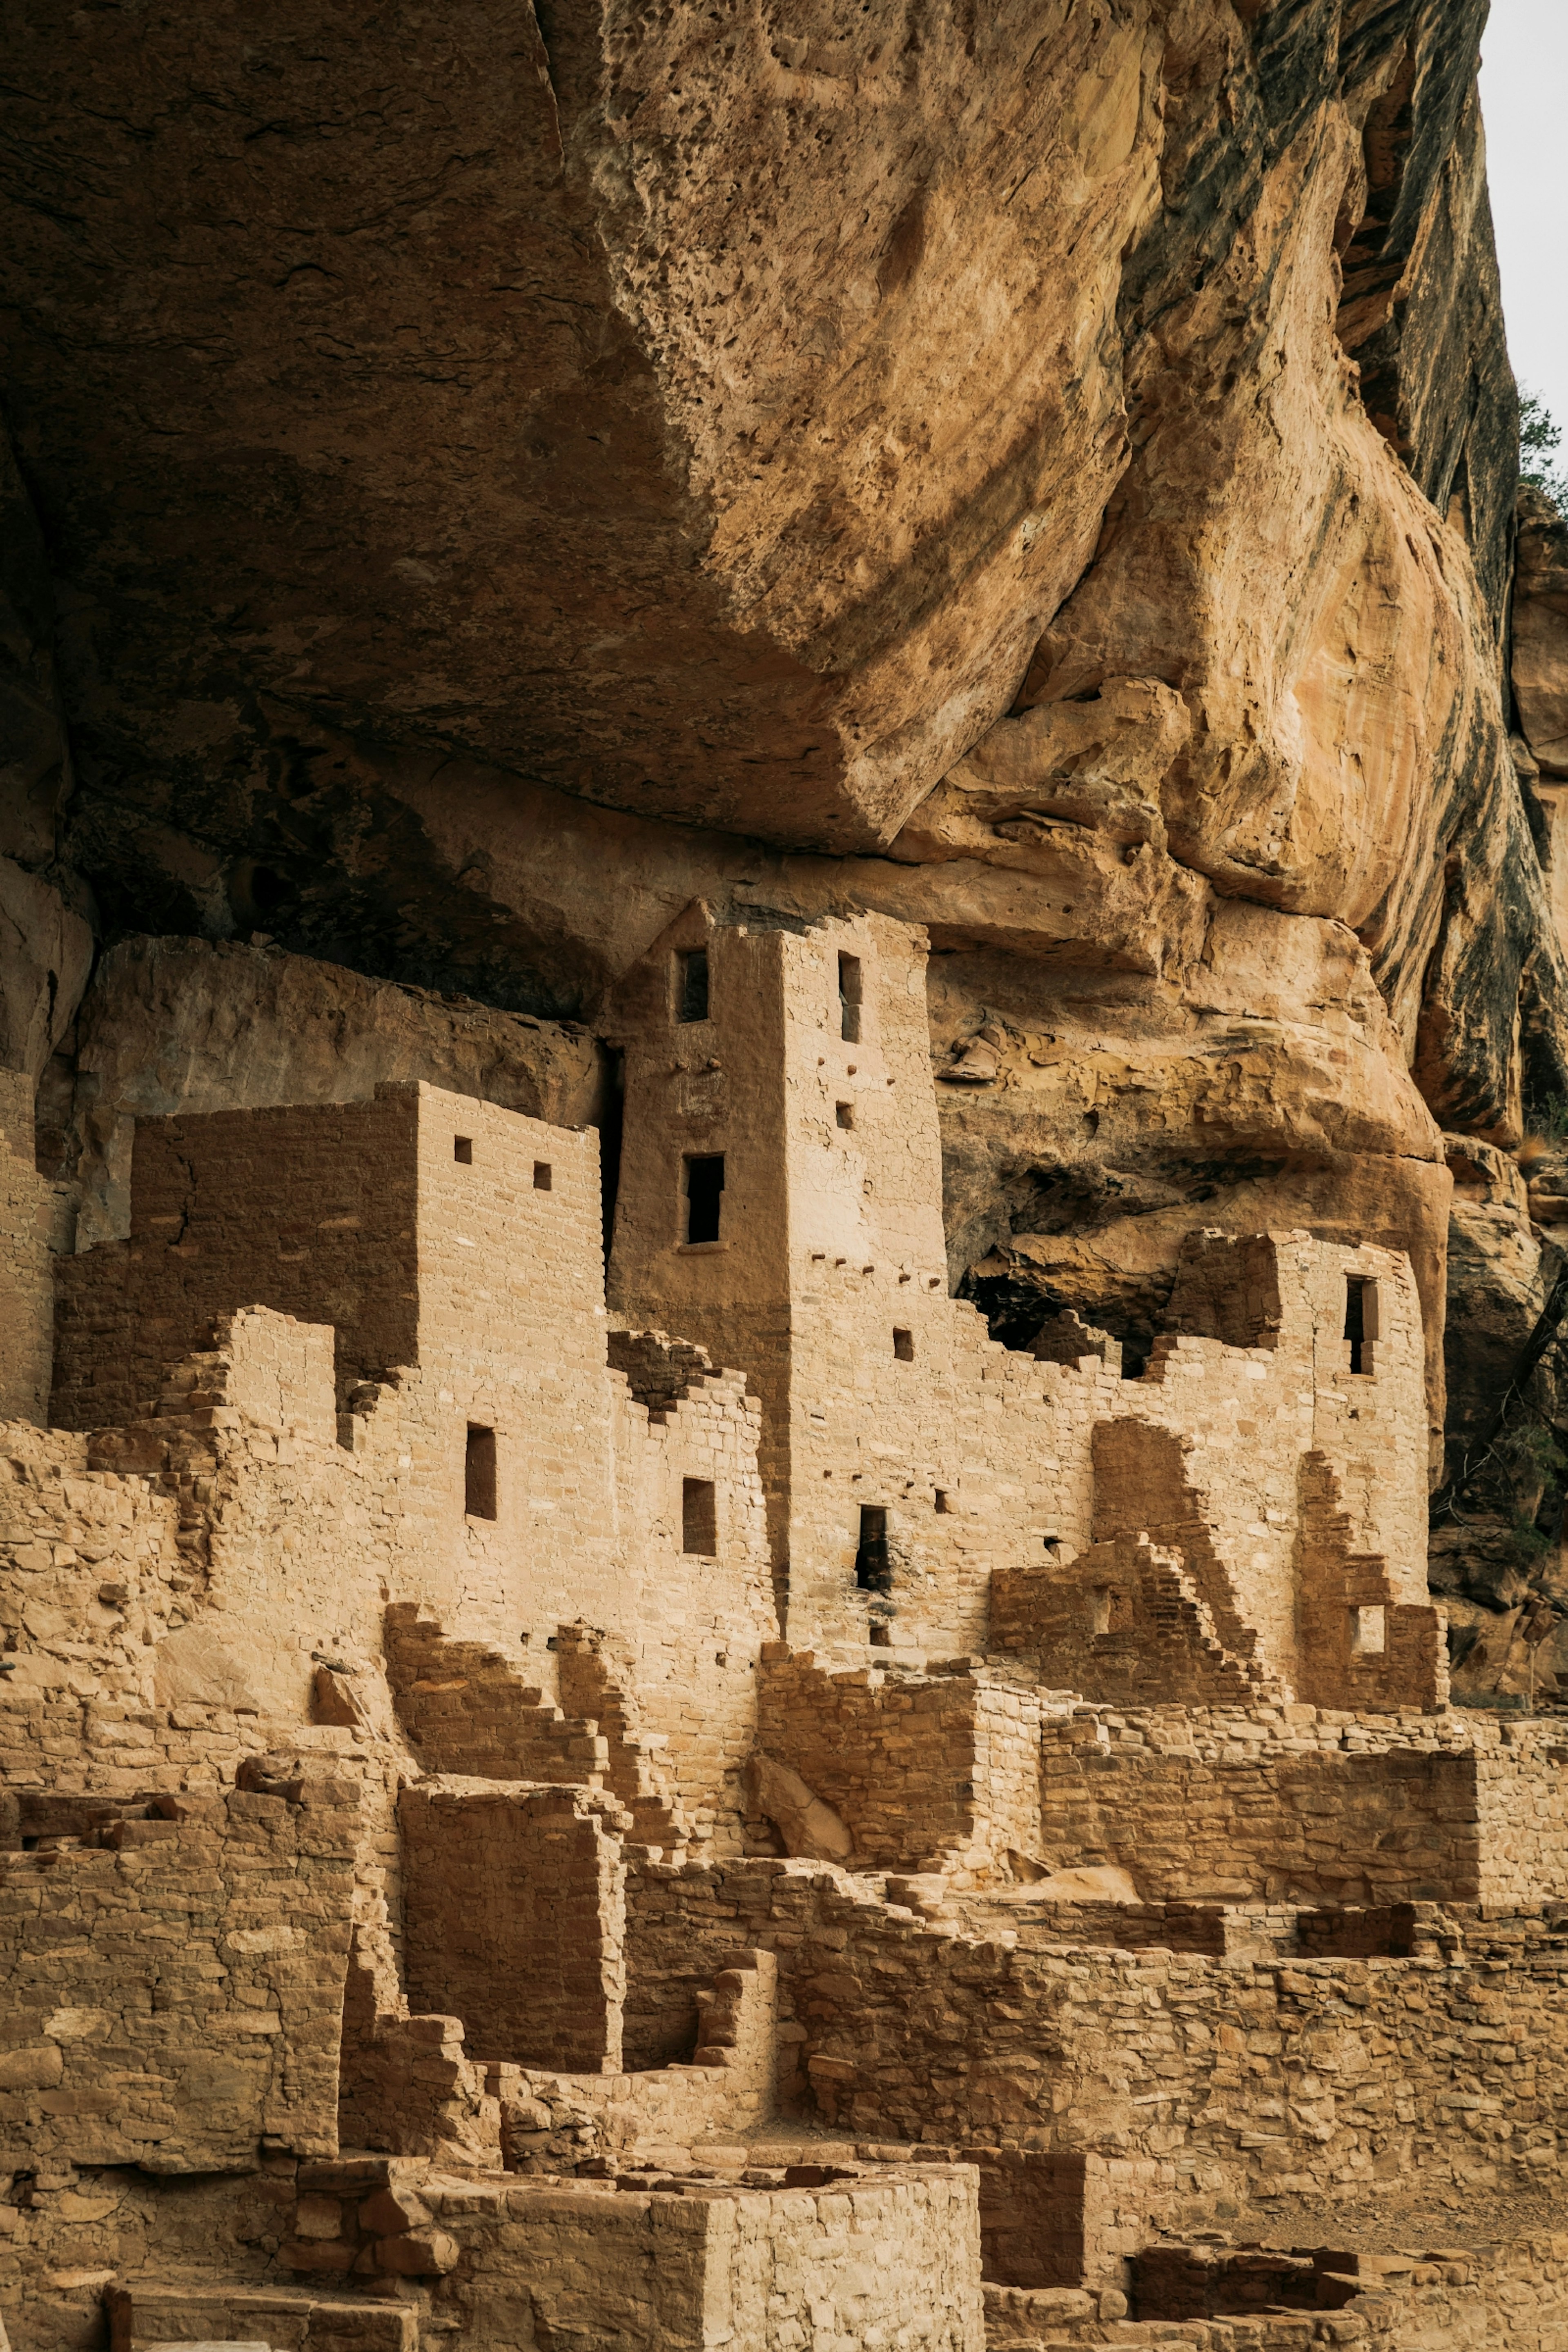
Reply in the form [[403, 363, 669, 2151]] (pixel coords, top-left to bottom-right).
[[682, 1478, 717, 1557], [465, 1425, 497, 1521], [676, 948, 710, 1023]]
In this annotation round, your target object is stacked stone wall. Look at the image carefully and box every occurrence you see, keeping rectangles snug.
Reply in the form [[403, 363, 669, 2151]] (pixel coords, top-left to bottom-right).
[[624, 1856, 1568, 2214], [51, 1090, 423, 1428], [0, 1768, 356, 2170], [757, 1649, 1053, 1874], [399, 1781, 628, 2074], [1036, 1704, 1568, 1905]]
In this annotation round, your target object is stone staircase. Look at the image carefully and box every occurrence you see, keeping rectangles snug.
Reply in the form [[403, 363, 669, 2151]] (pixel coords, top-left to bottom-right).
[[554, 1619, 692, 1854], [384, 1606, 690, 1856]]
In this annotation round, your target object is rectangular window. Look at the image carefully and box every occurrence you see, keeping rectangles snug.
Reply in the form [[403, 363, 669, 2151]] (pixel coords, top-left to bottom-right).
[[685, 1153, 724, 1244], [682, 1477, 717, 1557], [838, 953, 862, 1044], [835, 1101, 854, 1130], [676, 948, 710, 1023], [854, 1503, 889, 1592], [454, 1136, 473, 1164], [893, 1327, 914, 1361], [934, 1488, 951, 1515], [1344, 1276, 1378, 1374], [1349, 1604, 1386, 1656], [533, 1160, 552, 1191], [465, 1425, 497, 1521]]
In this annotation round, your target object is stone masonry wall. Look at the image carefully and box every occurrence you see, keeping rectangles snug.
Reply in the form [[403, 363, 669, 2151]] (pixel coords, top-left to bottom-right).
[[756, 1649, 1054, 1875], [0, 1767, 357, 2171], [399, 1780, 628, 2074], [1294, 1451, 1448, 1713], [51, 1089, 424, 1429], [606, 913, 1430, 1704], [343, 2162, 983, 2352], [1036, 1704, 1568, 1905], [623, 1856, 1568, 2221]]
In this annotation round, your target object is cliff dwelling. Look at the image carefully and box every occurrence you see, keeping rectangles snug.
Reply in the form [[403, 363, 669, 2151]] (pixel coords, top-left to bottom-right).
[[4, 2, 1568, 2349]]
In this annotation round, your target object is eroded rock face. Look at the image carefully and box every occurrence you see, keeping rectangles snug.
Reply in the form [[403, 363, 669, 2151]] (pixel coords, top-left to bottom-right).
[[0, 2, 1563, 1540], [1515, 488, 1568, 780]]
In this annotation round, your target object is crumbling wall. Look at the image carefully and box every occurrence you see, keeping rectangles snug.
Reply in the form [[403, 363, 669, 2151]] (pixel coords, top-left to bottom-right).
[[51, 1089, 423, 1429], [497, 1945, 779, 2169], [1294, 1451, 1448, 1712], [623, 1855, 1568, 2213]]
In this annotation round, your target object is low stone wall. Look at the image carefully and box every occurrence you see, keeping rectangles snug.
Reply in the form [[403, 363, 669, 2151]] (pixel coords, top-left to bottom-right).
[[986, 2236, 1568, 2352], [267, 2158, 984, 2352], [624, 1857, 1568, 2227], [1037, 1704, 1568, 1904], [497, 1946, 778, 2170]]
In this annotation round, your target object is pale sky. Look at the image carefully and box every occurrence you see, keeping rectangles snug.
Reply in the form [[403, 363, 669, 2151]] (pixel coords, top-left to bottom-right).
[[1479, 0, 1568, 447]]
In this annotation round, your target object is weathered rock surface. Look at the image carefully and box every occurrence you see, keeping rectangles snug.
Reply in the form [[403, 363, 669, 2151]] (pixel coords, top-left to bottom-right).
[[2, 2, 1566, 1573], [1515, 487, 1568, 779]]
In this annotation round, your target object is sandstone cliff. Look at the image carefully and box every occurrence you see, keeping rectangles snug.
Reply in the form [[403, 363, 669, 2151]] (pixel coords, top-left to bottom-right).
[[2, 0, 1567, 1591]]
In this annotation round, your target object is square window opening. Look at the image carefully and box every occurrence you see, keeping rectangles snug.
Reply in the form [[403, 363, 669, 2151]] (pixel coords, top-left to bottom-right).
[[893, 1327, 914, 1361], [682, 1477, 717, 1558], [676, 948, 710, 1024], [934, 1488, 951, 1515], [685, 1153, 725, 1244], [854, 1503, 890, 1592], [465, 1425, 498, 1521], [838, 952, 862, 1044], [533, 1160, 552, 1192], [454, 1136, 473, 1164], [835, 1100, 855, 1131]]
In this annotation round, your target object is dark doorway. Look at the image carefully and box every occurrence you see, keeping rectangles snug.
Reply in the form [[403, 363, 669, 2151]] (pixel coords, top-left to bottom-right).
[[685, 1154, 725, 1243]]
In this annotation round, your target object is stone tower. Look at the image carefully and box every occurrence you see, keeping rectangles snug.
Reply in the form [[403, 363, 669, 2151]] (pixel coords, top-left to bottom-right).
[[606, 904, 1007, 1648]]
